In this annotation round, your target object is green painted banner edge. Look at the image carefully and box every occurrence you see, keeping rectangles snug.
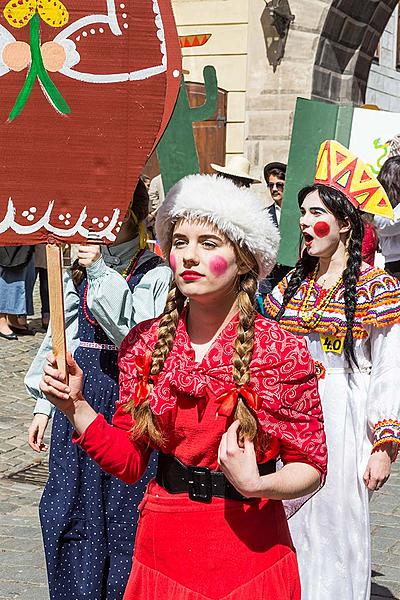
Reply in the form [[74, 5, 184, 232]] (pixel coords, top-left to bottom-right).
[[277, 98, 354, 267]]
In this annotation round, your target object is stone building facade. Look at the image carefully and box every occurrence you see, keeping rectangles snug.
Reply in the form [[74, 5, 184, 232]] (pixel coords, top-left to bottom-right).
[[172, 0, 400, 179], [366, 5, 400, 111]]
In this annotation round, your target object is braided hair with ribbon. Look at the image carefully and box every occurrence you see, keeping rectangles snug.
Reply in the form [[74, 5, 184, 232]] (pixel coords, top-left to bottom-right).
[[126, 232, 266, 449]]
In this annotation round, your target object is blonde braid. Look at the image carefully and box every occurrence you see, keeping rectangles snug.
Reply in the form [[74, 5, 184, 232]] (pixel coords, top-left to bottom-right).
[[232, 272, 265, 448], [128, 283, 186, 446], [149, 283, 186, 379]]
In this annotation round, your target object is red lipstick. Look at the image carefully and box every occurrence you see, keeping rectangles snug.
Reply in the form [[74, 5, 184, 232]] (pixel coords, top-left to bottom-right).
[[181, 270, 204, 281]]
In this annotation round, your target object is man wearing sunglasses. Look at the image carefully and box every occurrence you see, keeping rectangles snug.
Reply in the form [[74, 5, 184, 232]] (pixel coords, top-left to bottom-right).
[[256, 161, 290, 303], [263, 161, 286, 226]]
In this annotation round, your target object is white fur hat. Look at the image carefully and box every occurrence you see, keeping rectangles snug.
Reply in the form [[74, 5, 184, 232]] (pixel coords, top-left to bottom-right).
[[155, 174, 280, 279]]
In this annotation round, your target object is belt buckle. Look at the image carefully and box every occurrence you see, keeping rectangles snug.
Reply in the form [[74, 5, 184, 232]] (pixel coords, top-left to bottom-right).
[[187, 466, 212, 503]]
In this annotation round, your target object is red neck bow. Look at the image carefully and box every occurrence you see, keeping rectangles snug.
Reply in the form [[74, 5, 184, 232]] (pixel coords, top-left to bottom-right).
[[216, 384, 262, 417], [133, 351, 154, 407]]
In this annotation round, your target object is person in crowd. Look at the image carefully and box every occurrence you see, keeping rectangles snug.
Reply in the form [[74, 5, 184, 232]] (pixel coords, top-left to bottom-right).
[[0, 245, 35, 339], [264, 140, 400, 600], [361, 215, 379, 267], [34, 245, 51, 329], [258, 161, 291, 297], [24, 245, 50, 331], [376, 156, 400, 279], [263, 161, 286, 226], [210, 155, 261, 188], [25, 179, 172, 600], [140, 173, 151, 191], [147, 173, 165, 234], [40, 174, 327, 600]]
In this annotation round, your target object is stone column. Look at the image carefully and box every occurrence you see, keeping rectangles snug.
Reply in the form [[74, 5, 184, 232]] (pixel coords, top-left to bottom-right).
[[244, 0, 330, 175]]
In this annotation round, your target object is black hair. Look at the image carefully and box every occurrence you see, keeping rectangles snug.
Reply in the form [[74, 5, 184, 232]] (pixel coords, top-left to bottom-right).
[[378, 156, 400, 208], [275, 184, 364, 367], [264, 166, 286, 182], [216, 172, 252, 188], [71, 179, 149, 287]]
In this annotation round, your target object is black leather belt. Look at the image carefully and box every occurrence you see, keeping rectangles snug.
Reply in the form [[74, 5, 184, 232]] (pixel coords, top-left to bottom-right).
[[155, 451, 276, 503]]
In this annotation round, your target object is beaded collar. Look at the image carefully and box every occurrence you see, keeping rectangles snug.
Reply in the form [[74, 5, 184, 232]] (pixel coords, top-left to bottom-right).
[[264, 266, 400, 339]]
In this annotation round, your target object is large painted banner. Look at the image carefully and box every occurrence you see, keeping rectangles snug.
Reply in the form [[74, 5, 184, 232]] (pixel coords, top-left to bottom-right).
[[279, 98, 400, 266], [0, 0, 181, 245]]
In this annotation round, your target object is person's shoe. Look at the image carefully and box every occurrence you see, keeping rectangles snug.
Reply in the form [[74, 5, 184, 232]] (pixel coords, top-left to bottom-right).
[[10, 326, 35, 336], [0, 331, 18, 340]]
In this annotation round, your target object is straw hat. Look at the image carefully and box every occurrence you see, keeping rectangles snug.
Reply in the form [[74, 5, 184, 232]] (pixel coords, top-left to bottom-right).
[[210, 156, 261, 184]]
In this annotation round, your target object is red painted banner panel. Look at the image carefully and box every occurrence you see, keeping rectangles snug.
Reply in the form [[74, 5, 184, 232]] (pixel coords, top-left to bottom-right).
[[0, 0, 181, 245]]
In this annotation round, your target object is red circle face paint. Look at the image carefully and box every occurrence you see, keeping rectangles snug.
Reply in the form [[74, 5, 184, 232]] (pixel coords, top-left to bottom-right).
[[169, 253, 177, 273], [313, 221, 331, 238], [209, 256, 228, 277]]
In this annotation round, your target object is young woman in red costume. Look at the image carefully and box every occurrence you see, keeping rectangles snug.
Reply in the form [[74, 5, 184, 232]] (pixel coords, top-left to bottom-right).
[[39, 174, 328, 600]]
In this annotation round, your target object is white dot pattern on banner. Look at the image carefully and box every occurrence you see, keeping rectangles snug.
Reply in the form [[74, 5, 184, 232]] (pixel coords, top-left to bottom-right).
[[22, 207, 38, 220]]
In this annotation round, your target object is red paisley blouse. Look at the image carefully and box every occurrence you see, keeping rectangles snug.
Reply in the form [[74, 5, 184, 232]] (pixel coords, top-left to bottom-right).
[[74, 312, 327, 485]]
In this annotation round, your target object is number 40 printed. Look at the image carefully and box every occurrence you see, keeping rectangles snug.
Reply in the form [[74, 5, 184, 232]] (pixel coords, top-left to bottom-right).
[[321, 334, 344, 354]]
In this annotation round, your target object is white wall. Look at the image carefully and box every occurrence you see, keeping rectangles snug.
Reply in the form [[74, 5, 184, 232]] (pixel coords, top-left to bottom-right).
[[172, 0, 249, 160]]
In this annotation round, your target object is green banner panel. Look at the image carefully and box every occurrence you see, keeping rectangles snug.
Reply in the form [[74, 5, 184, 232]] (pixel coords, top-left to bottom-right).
[[278, 98, 353, 267]]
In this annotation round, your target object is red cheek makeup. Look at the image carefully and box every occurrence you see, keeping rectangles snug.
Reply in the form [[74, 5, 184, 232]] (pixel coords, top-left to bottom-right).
[[313, 221, 331, 238], [209, 256, 228, 277], [169, 254, 177, 272]]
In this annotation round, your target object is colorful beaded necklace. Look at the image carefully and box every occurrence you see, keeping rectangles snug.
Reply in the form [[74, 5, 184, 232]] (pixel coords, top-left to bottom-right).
[[83, 247, 146, 326], [300, 265, 343, 329]]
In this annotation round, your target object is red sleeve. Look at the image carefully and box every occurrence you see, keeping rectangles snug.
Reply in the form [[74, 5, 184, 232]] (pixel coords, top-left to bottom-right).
[[72, 403, 152, 484], [362, 223, 378, 266], [279, 442, 322, 472], [253, 322, 328, 481]]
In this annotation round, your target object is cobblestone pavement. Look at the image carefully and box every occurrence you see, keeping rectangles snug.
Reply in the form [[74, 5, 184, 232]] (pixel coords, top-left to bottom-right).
[[0, 312, 399, 599]]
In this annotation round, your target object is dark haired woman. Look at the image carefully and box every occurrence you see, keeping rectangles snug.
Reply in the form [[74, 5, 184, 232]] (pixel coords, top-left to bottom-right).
[[24, 180, 171, 600], [39, 174, 328, 599], [264, 141, 400, 600], [376, 156, 400, 279]]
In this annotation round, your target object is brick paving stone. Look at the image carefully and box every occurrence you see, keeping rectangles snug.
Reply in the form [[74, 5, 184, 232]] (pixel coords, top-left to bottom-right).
[[371, 464, 400, 599]]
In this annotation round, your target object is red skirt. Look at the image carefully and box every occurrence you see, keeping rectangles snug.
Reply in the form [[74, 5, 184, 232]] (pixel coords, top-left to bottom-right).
[[123, 481, 300, 600]]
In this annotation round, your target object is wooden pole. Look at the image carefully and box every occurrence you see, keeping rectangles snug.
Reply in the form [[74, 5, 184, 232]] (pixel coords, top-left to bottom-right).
[[46, 242, 68, 383]]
